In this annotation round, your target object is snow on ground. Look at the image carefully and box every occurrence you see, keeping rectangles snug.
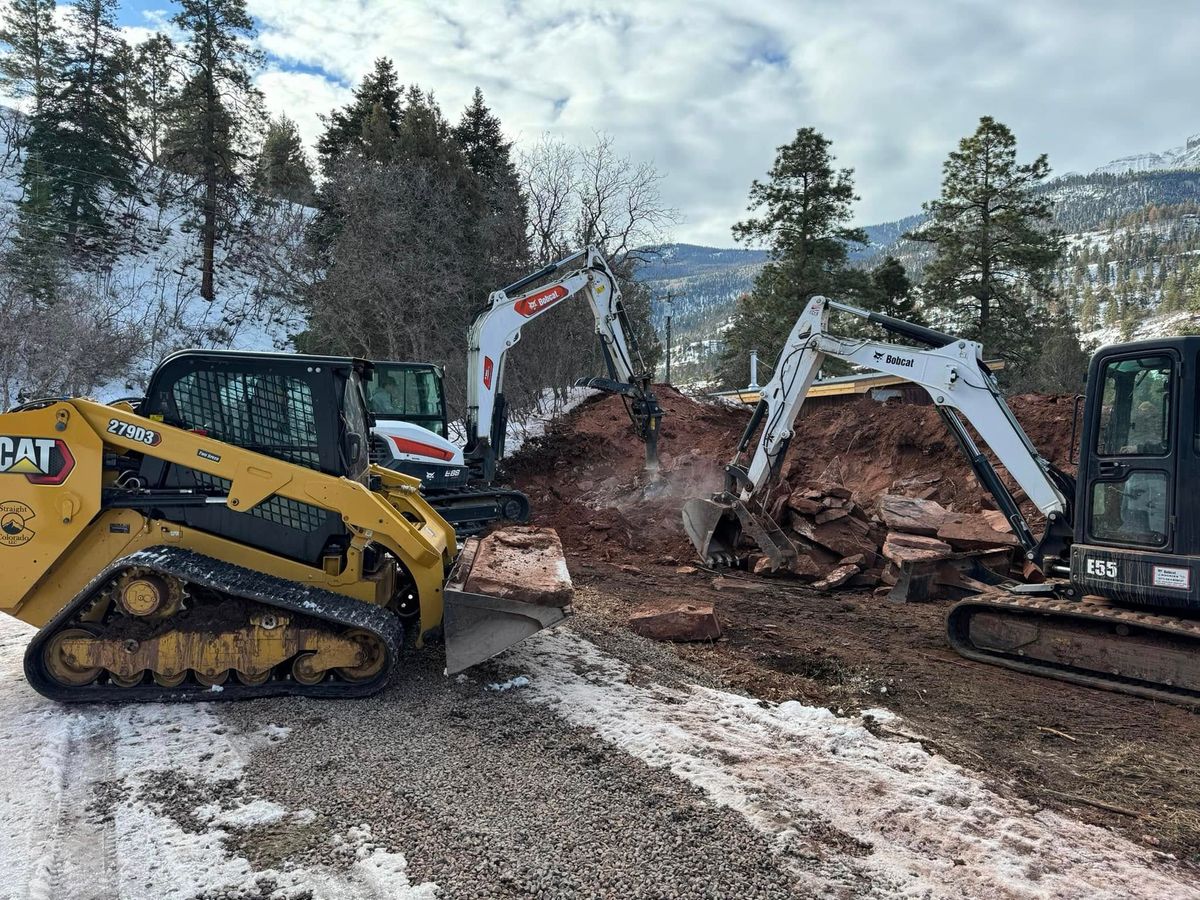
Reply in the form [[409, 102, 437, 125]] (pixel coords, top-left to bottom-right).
[[444, 384, 596, 455], [4, 594, 1197, 898], [0, 616, 436, 900], [1083, 308, 1200, 347], [504, 385, 595, 453], [0, 109, 305, 402], [506, 629, 1200, 900]]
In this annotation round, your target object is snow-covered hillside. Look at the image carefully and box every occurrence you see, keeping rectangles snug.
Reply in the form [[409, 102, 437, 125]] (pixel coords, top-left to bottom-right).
[[0, 110, 306, 403]]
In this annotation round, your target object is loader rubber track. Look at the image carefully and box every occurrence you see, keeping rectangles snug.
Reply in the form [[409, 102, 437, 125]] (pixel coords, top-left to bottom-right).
[[25, 546, 403, 703], [947, 591, 1200, 707]]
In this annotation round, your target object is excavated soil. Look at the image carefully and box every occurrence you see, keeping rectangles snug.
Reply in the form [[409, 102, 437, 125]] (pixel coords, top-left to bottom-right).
[[506, 386, 1200, 866], [506, 385, 747, 563], [508, 388, 1079, 564]]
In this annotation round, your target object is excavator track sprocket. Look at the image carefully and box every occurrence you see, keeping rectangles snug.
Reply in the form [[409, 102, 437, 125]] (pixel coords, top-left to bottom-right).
[[947, 590, 1200, 707], [26, 546, 403, 703]]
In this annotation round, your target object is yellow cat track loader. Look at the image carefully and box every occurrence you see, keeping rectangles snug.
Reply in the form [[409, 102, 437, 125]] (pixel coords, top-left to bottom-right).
[[0, 350, 569, 702]]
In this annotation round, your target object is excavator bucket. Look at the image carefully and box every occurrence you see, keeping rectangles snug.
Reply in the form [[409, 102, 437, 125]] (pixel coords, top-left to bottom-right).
[[682, 492, 796, 570], [441, 527, 574, 675]]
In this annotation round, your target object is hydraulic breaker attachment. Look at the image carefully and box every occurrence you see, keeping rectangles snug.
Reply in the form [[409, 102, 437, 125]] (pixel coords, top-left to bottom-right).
[[575, 375, 663, 471], [682, 492, 796, 569], [441, 528, 574, 674]]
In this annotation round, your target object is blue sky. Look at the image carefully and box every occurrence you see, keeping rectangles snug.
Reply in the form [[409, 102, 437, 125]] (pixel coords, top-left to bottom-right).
[[112, 1, 1200, 246]]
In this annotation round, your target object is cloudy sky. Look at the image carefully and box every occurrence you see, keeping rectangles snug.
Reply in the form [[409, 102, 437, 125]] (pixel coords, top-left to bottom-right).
[[117, 0, 1199, 246]]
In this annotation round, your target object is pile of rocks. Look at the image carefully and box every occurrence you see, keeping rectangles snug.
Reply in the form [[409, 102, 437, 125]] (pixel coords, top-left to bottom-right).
[[760, 482, 1020, 592]]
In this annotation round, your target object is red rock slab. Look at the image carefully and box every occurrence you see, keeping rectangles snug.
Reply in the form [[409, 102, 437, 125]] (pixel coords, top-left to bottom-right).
[[463, 526, 574, 607], [878, 494, 952, 536], [629, 601, 722, 642]]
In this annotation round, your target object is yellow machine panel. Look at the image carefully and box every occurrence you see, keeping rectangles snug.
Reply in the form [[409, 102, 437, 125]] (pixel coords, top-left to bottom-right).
[[0, 404, 104, 613]]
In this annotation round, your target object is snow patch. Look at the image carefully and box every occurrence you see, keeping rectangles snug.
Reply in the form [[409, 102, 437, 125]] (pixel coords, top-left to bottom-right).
[[486, 675, 530, 692], [211, 799, 289, 829], [0, 615, 438, 899], [507, 629, 1198, 900], [261, 723, 291, 742]]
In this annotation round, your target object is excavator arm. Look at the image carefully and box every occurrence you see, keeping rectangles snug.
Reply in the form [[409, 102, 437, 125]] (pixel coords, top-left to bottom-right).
[[463, 247, 663, 480], [684, 296, 1074, 569]]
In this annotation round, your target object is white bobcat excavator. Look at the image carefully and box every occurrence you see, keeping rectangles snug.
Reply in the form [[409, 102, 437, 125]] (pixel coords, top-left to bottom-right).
[[370, 247, 663, 534], [684, 295, 1200, 705]]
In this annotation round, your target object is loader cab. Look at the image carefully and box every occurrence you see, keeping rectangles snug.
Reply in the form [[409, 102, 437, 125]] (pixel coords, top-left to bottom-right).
[[366, 362, 449, 438], [134, 350, 374, 566], [1072, 337, 1200, 609]]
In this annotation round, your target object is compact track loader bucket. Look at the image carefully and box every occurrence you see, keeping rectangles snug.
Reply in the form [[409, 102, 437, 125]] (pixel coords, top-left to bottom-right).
[[683, 492, 795, 570], [441, 527, 573, 675]]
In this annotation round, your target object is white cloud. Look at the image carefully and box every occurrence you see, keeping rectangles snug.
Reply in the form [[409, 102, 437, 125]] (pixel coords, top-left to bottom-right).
[[242, 0, 1200, 244], [255, 69, 352, 151]]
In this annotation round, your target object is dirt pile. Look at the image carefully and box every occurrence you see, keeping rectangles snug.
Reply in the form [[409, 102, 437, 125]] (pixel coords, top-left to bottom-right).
[[505, 385, 747, 563], [505, 386, 1076, 567], [773, 392, 1078, 512]]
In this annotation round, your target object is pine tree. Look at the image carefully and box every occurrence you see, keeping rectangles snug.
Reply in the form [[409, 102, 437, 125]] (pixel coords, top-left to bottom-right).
[[21, 0, 135, 252], [906, 117, 1062, 363], [452, 87, 529, 285], [129, 33, 176, 164], [0, 0, 62, 115], [1100, 284, 1118, 326], [717, 127, 867, 386], [394, 86, 461, 172], [1078, 281, 1099, 329], [455, 87, 511, 184], [166, 0, 264, 301], [253, 115, 315, 204], [317, 58, 403, 168], [869, 255, 924, 325], [9, 153, 67, 303]]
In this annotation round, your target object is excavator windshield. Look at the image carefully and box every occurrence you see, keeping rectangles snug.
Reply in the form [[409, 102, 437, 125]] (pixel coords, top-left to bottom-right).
[[367, 362, 448, 437]]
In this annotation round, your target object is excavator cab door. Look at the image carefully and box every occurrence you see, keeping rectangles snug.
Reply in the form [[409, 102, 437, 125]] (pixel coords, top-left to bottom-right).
[[1071, 343, 1200, 609]]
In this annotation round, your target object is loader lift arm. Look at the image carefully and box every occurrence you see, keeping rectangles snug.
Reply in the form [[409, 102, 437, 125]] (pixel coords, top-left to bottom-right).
[[463, 246, 663, 482], [684, 295, 1075, 570]]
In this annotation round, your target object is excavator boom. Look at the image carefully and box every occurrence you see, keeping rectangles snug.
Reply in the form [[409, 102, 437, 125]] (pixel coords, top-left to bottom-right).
[[369, 247, 664, 535]]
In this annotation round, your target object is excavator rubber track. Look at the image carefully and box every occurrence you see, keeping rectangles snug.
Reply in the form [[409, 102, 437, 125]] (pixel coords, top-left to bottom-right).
[[947, 591, 1200, 706], [25, 546, 403, 703], [425, 485, 532, 537]]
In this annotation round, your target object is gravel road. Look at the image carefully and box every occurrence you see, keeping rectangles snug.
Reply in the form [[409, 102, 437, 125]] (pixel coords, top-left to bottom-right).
[[220, 646, 799, 899], [2, 609, 1195, 900]]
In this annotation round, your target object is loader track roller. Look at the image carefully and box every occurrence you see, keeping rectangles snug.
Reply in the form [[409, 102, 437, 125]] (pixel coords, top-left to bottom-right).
[[25, 546, 403, 703], [947, 591, 1200, 706]]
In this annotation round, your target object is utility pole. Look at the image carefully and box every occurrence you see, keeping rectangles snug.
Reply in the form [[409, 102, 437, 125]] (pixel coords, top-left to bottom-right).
[[660, 290, 677, 385]]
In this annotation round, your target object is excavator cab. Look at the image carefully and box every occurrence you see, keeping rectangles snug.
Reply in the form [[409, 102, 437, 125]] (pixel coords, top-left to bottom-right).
[[1071, 338, 1200, 610], [366, 362, 449, 438]]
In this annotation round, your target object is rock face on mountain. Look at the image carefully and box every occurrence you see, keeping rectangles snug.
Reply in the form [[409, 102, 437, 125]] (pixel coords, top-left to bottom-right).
[[1094, 133, 1200, 176]]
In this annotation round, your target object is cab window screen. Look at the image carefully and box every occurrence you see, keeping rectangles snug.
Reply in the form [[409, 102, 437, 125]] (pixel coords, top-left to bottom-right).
[[170, 370, 320, 469], [1095, 355, 1172, 457]]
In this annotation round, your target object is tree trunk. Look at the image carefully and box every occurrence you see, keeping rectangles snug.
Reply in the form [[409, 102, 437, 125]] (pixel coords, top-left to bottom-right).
[[201, 21, 216, 302], [979, 145, 992, 335], [202, 155, 216, 300]]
